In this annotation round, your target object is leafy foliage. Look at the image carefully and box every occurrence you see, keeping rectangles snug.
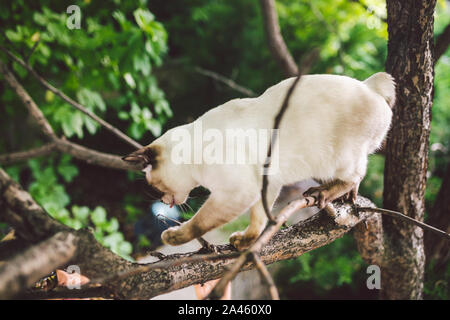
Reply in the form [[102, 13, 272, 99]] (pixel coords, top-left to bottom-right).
[[0, 0, 170, 259]]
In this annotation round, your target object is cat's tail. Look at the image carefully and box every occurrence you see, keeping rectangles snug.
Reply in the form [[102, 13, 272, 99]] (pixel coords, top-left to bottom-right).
[[363, 72, 396, 109]]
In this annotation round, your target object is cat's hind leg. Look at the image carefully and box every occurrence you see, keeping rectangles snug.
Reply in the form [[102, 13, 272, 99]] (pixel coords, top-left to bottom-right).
[[302, 179, 359, 209]]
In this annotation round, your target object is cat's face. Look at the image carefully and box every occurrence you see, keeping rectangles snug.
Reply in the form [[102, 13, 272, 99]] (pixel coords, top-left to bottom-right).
[[122, 144, 194, 206]]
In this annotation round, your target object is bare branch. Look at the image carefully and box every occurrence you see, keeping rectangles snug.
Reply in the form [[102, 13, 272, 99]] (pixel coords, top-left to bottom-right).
[[1, 47, 143, 149], [435, 23, 450, 62], [0, 60, 139, 172], [55, 138, 138, 171], [194, 67, 256, 97], [252, 252, 279, 300], [357, 207, 450, 241], [259, 0, 299, 77], [0, 143, 57, 165], [25, 38, 40, 63], [0, 231, 77, 299], [0, 60, 55, 139], [261, 49, 319, 222]]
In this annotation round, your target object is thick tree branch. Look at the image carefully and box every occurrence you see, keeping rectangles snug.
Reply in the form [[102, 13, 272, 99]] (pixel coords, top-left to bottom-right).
[[1, 47, 143, 149], [259, 0, 299, 77], [0, 167, 376, 299], [0, 231, 77, 299]]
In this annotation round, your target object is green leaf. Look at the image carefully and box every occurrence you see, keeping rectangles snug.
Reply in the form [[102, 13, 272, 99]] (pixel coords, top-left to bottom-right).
[[5, 29, 22, 42], [118, 111, 129, 120], [84, 116, 98, 135], [133, 8, 155, 35], [118, 241, 133, 256], [105, 218, 119, 233], [123, 73, 136, 89], [72, 205, 90, 225], [91, 206, 107, 226]]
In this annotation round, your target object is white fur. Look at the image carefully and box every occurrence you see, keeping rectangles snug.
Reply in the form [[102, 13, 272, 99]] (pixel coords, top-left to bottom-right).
[[144, 73, 394, 248]]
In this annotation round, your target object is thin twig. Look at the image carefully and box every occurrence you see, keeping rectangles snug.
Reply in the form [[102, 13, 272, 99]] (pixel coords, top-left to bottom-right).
[[25, 38, 40, 63], [252, 252, 279, 300], [357, 207, 450, 241], [194, 67, 256, 97], [261, 49, 319, 223], [1, 47, 143, 150]]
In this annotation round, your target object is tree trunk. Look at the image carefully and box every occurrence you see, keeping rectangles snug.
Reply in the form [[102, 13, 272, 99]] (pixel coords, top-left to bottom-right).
[[382, 0, 436, 300]]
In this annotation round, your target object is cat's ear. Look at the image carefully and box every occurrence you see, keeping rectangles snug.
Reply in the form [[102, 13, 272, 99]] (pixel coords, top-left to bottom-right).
[[122, 147, 158, 167]]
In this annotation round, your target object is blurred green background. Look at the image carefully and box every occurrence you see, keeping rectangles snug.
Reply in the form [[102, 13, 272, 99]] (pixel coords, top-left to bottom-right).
[[0, 0, 448, 299]]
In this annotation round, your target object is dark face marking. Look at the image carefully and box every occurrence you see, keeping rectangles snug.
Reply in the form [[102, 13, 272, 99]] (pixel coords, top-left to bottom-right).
[[122, 145, 160, 169]]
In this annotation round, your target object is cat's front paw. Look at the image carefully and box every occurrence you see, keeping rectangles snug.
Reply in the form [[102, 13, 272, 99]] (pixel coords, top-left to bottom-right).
[[229, 231, 257, 251], [161, 226, 187, 246]]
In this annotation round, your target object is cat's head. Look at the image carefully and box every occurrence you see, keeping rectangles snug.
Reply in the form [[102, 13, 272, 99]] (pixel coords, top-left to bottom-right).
[[122, 143, 195, 207]]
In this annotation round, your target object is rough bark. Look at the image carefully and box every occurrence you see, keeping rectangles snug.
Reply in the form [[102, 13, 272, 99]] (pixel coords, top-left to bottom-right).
[[259, 0, 299, 77], [0, 232, 77, 299], [383, 0, 436, 300], [0, 167, 376, 299], [353, 212, 384, 266]]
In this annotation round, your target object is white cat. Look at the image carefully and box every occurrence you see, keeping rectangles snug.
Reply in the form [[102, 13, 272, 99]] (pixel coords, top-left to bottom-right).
[[123, 72, 395, 250]]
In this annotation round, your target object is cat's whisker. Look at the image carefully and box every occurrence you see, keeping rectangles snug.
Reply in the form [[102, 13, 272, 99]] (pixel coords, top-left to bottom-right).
[[177, 204, 187, 214], [156, 214, 170, 227], [157, 214, 181, 226], [183, 202, 195, 213]]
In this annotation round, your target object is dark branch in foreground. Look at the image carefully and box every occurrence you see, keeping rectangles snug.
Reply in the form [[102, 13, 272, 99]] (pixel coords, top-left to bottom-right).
[[0, 232, 77, 299], [261, 49, 319, 223]]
